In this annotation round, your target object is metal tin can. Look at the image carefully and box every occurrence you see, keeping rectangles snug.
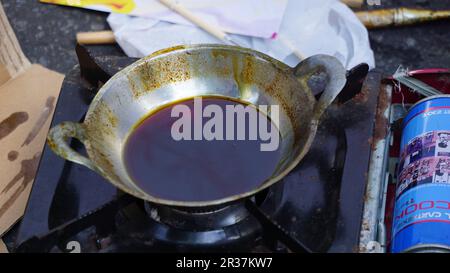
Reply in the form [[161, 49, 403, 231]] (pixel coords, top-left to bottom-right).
[[392, 95, 450, 253]]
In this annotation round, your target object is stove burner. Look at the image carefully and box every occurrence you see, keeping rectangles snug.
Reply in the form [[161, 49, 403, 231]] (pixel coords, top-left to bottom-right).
[[130, 193, 274, 251], [145, 202, 251, 231], [9, 45, 381, 253]]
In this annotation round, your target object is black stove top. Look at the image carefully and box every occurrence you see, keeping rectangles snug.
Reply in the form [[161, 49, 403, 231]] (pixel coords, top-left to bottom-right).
[[11, 45, 381, 253]]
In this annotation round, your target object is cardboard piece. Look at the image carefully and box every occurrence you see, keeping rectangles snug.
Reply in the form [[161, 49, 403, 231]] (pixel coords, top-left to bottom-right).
[[0, 3, 64, 236], [0, 5, 30, 78], [0, 239, 7, 253]]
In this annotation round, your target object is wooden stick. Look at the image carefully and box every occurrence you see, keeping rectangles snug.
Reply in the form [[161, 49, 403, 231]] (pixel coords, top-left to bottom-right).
[[158, 0, 236, 45], [277, 34, 305, 61], [340, 0, 364, 9], [76, 30, 116, 45]]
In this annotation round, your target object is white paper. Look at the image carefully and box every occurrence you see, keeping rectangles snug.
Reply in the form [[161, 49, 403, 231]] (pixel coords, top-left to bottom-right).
[[108, 0, 375, 69], [102, 0, 288, 38]]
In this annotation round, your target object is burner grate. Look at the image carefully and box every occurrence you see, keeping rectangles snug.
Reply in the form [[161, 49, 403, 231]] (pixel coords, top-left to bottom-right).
[[12, 45, 380, 253]]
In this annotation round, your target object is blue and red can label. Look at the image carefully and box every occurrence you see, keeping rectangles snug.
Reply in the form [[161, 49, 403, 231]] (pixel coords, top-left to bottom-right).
[[392, 96, 450, 252]]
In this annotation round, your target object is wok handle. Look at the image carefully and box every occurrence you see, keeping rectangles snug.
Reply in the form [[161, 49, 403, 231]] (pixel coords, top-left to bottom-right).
[[293, 55, 347, 124], [47, 121, 98, 172]]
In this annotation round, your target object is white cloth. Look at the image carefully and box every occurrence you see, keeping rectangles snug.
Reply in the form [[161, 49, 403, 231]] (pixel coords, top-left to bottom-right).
[[127, 0, 288, 38], [81, 0, 287, 38], [107, 0, 375, 69]]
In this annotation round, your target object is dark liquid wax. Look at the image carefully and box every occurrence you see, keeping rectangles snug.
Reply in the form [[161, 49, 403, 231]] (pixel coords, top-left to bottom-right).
[[123, 97, 281, 202]]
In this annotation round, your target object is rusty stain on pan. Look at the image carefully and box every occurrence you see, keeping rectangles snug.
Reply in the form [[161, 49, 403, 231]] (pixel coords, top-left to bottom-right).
[[128, 54, 191, 99], [47, 44, 347, 208]]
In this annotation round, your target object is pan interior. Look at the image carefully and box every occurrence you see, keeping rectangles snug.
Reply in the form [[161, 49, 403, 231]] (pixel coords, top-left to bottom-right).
[[83, 45, 315, 205], [122, 96, 283, 202]]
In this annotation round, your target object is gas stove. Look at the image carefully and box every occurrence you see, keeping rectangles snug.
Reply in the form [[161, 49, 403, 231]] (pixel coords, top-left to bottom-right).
[[8, 45, 389, 253]]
